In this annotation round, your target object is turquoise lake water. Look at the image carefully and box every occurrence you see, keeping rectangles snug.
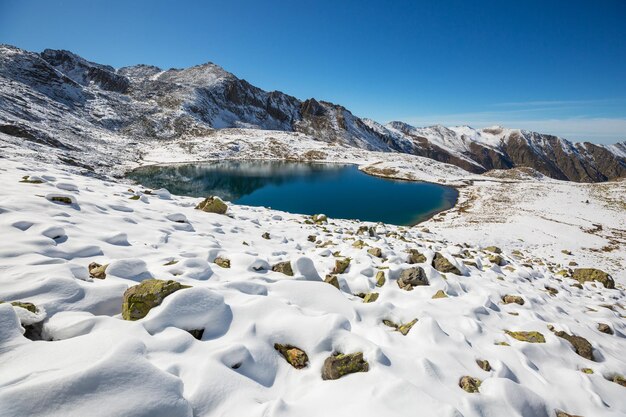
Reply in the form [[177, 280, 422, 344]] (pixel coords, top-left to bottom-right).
[[128, 161, 458, 225]]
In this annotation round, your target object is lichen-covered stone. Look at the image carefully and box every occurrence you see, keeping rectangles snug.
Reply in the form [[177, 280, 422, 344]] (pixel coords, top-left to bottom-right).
[[476, 359, 491, 371], [397, 266, 429, 290], [432, 290, 448, 299], [407, 249, 426, 264], [383, 318, 419, 336], [459, 376, 481, 393], [502, 294, 524, 305], [556, 411, 583, 417], [367, 247, 382, 257], [322, 352, 369, 380], [432, 252, 461, 275], [581, 368, 593, 374], [375, 270, 386, 287], [88, 262, 107, 279], [612, 375, 626, 387], [121, 279, 189, 321], [332, 258, 350, 274], [324, 274, 340, 289], [572, 268, 615, 289], [597, 323, 613, 335], [10, 301, 38, 314], [214, 256, 231, 268], [20, 175, 44, 184], [505, 330, 546, 343], [195, 196, 227, 214], [272, 261, 293, 276], [362, 292, 379, 303], [488, 254, 506, 266], [554, 331, 593, 360], [484, 246, 502, 254], [275, 343, 309, 369]]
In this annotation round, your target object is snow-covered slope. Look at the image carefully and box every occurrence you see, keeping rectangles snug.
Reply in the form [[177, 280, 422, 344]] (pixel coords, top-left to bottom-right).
[[1, 44, 624, 182]]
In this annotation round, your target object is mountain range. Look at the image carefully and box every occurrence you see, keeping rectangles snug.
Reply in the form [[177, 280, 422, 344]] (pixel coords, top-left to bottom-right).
[[1, 44, 624, 182]]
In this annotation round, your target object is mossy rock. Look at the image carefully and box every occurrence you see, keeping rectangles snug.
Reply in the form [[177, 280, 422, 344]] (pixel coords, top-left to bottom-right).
[[581, 368, 594, 374], [375, 270, 386, 287], [88, 262, 108, 279], [554, 331, 593, 360], [484, 246, 502, 254], [274, 343, 309, 369], [6, 301, 38, 314], [324, 274, 340, 289], [129, 195, 140, 200], [214, 256, 231, 268], [352, 239, 367, 249], [332, 258, 350, 274], [432, 290, 448, 299], [322, 352, 369, 380], [272, 261, 293, 276], [397, 266, 429, 291], [612, 375, 626, 387], [397, 318, 418, 335], [121, 279, 189, 321], [572, 268, 615, 289], [362, 292, 379, 303], [597, 323, 613, 335], [459, 375, 481, 393], [502, 294, 524, 305], [407, 249, 426, 264], [505, 330, 546, 343], [476, 359, 491, 371], [432, 252, 461, 275], [367, 247, 382, 257], [488, 254, 506, 266], [195, 196, 227, 214]]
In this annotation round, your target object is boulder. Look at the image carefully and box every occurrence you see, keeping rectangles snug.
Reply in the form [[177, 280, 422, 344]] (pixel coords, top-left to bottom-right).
[[324, 274, 340, 289], [554, 331, 593, 360], [332, 258, 350, 274], [375, 270, 386, 287], [612, 375, 626, 387], [572, 268, 615, 289], [274, 343, 309, 369], [432, 253, 461, 275], [597, 323, 613, 335], [214, 256, 231, 269], [488, 254, 506, 266], [397, 267, 429, 290], [502, 295, 524, 305], [272, 261, 293, 276], [352, 239, 367, 249], [505, 330, 546, 343], [121, 279, 189, 321], [362, 292, 379, 303], [459, 376, 481, 393], [407, 249, 426, 264], [476, 359, 491, 372], [322, 352, 369, 380], [195, 196, 227, 214], [367, 247, 382, 257], [3, 301, 46, 340], [88, 262, 108, 279]]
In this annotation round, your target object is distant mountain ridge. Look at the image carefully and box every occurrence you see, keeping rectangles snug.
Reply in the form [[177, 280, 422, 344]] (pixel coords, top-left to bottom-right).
[[1, 44, 625, 182]]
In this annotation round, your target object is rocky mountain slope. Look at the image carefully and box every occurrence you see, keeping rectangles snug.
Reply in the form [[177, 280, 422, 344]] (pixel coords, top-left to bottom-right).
[[1, 44, 625, 182]]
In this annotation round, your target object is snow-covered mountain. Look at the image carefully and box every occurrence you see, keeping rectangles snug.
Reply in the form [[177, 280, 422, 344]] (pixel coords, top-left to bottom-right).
[[1, 44, 624, 181]]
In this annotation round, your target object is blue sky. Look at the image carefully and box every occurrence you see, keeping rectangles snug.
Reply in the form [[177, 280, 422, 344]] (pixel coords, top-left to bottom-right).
[[1, 0, 625, 143]]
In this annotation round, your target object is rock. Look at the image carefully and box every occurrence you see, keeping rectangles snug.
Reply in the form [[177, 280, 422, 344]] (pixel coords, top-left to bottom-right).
[[581, 368, 593, 374], [352, 239, 367, 249], [121, 279, 189, 321], [362, 292, 379, 303], [188, 329, 204, 340], [272, 261, 293, 276], [554, 331, 593, 360], [383, 318, 418, 335], [545, 286, 559, 296], [459, 376, 481, 393], [505, 330, 546, 343], [612, 375, 626, 387], [476, 359, 491, 371], [321, 352, 369, 380], [312, 214, 328, 224], [484, 246, 502, 254], [568, 261, 578, 266], [274, 343, 309, 369], [367, 247, 382, 257], [556, 411, 583, 417], [561, 250, 573, 256], [407, 249, 426, 264], [488, 254, 506, 266], [397, 267, 429, 290], [375, 270, 386, 287], [597, 323, 613, 335], [432, 290, 448, 299], [88, 262, 107, 279], [332, 258, 350, 274], [432, 252, 461, 275], [307, 235, 317, 243], [20, 175, 44, 184], [195, 196, 227, 214], [262, 232, 270, 240], [214, 256, 231, 268], [324, 274, 340, 289], [502, 294, 524, 305], [572, 268, 615, 289], [50, 196, 73, 204], [10, 301, 37, 313]]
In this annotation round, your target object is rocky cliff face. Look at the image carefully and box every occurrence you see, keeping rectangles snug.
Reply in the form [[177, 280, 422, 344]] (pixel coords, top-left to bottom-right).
[[0, 44, 624, 182]]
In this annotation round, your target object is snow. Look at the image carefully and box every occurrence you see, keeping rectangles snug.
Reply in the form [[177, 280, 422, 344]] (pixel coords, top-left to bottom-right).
[[1, 153, 625, 417]]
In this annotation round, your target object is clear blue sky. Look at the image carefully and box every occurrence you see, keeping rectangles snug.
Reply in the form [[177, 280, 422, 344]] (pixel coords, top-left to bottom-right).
[[1, 0, 625, 143]]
